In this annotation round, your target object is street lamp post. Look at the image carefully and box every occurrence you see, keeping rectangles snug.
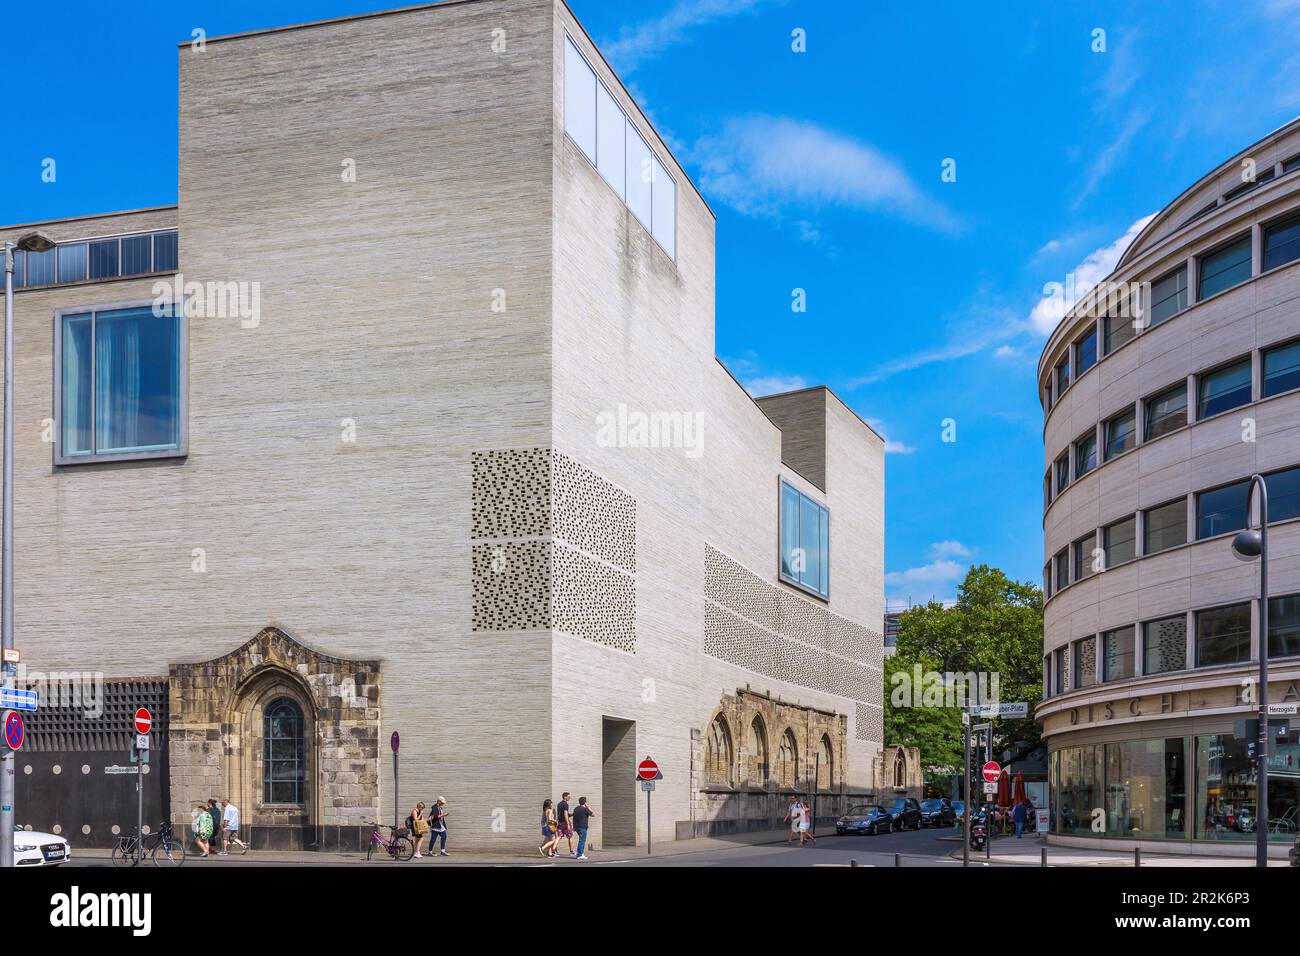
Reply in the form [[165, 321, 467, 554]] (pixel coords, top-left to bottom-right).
[[1230, 473, 1269, 869], [1, 232, 54, 869]]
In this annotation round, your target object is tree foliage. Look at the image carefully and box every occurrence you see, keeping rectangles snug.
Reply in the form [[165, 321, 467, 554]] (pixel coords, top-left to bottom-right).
[[886, 564, 1044, 771]]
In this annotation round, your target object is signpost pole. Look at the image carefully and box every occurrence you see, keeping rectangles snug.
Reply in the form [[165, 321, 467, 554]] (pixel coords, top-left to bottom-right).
[[136, 745, 144, 863], [646, 785, 651, 856], [393, 749, 399, 831], [0, 244, 15, 870], [962, 712, 970, 868]]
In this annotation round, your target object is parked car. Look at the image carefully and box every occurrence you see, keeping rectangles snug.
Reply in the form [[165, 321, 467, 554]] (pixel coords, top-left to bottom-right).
[[885, 797, 923, 831], [836, 804, 896, 836], [14, 827, 70, 866], [919, 798, 956, 828]]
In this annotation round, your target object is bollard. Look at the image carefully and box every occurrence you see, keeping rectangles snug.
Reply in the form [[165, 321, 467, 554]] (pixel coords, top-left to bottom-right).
[[895, 852, 901, 867], [850, 858, 858, 868], [1135, 847, 1141, 868], [1041, 846, 1047, 867]]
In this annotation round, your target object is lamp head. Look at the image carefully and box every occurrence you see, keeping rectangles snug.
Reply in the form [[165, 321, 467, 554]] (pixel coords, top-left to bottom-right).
[[15, 232, 55, 253], [1231, 528, 1262, 561]]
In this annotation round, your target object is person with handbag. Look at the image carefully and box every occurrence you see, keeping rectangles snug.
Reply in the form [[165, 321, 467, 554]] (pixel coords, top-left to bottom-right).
[[539, 799, 560, 858], [428, 797, 449, 856], [408, 802, 430, 858]]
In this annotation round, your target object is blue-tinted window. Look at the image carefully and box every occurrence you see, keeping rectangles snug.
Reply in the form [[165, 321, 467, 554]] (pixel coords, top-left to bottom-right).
[[25, 248, 54, 286], [1264, 340, 1300, 398], [153, 231, 178, 272], [1267, 465, 1300, 524], [11, 250, 23, 289], [1149, 268, 1187, 326], [1197, 236, 1252, 299], [779, 480, 829, 599], [120, 234, 152, 276], [1104, 407, 1136, 460], [1263, 211, 1300, 272], [263, 698, 305, 805], [88, 239, 119, 280], [1076, 329, 1097, 375], [1196, 603, 1251, 668], [56, 243, 86, 283], [1075, 432, 1097, 477], [1197, 358, 1252, 419], [58, 304, 183, 462], [1197, 480, 1249, 539]]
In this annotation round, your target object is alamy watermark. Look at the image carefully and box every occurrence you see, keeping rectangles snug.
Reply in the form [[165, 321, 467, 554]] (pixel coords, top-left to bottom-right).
[[152, 273, 261, 328], [595, 404, 704, 459], [890, 665, 1001, 709]]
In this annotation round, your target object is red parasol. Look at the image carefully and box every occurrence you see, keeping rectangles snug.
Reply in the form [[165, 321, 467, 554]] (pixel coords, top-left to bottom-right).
[[1013, 771, 1027, 805], [998, 767, 1012, 806]]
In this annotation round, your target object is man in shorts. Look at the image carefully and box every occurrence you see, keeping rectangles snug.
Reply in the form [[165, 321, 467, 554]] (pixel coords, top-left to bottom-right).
[[220, 799, 248, 854]]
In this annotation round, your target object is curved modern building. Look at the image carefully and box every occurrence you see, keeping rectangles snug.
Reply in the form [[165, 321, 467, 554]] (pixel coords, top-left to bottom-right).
[[1037, 118, 1300, 855]]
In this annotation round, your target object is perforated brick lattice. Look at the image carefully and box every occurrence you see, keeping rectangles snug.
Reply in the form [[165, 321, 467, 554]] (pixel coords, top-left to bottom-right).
[[471, 541, 552, 631], [471, 448, 636, 651], [554, 542, 636, 651], [22, 679, 168, 752], [703, 545, 882, 735], [855, 702, 884, 743], [471, 448, 551, 540], [553, 452, 636, 572]]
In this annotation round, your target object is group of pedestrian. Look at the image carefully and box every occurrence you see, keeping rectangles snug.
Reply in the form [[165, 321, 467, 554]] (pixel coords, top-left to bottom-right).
[[191, 798, 248, 857], [783, 795, 817, 845], [406, 796, 450, 857], [540, 791, 595, 860]]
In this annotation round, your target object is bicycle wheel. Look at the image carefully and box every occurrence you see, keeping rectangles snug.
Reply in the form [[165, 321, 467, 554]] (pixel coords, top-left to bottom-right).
[[394, 836, 415, 861], [151, 837, 186, 867], [111, 840, 139, 868]]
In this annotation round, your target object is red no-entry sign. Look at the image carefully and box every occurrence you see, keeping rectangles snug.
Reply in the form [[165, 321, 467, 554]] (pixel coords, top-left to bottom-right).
[[981, 760, 1001, 784], [134, 708, 152, 736], [637, 757, 659, 781]]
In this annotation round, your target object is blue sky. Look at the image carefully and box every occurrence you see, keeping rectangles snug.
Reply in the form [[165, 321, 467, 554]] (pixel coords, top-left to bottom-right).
[[4, 0, 1299, 604]]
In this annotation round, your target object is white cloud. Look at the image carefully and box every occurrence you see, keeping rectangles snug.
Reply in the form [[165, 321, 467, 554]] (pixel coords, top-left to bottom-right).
[[848, 304, 1023, 387], [694, 116, 962, 234], [1028, 213, 1156, 335], [865, 418, 915, 455], [928, 540, 973, 560], [993, 344, 1017, 359], [884, 541, 973, 604], [1072, 108, 1151, 210], [603, 0, 778, 73], [744, 374, 807, 397]]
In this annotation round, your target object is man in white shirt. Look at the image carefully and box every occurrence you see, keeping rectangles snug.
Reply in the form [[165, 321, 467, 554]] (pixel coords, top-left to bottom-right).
[[220, 799, 248, 854]]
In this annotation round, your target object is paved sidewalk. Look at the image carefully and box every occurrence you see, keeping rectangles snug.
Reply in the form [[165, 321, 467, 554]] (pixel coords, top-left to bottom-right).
[[72, 827, 803, 867], [941, 832, 1290, 867]]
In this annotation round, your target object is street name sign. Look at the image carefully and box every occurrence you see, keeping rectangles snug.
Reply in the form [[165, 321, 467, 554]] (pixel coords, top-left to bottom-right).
[[0, 688, 37, 712], [969, 702, 1029, 718], [1267, 703, 1299, 716]]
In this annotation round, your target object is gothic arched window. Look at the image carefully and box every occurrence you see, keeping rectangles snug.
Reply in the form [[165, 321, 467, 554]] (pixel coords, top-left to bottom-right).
[[705, 715, 734, 787], [263, 697, 305, 805]]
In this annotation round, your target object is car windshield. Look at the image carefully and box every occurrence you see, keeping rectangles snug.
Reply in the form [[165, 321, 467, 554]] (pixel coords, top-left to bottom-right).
[[887, 801, 908, 810], [844, 805, 871, 816], [920, 800, 944, 810]]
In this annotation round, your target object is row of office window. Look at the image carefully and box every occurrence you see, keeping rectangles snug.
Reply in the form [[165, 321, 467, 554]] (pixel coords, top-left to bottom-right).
[[1045, 336, 1300, 509], [564, 35, 676, 259], [1045, 461, 1300, 600], [1043, 203, 1300, 413], [11, 230, 178, 290], [1046, 591, 1300, 697]]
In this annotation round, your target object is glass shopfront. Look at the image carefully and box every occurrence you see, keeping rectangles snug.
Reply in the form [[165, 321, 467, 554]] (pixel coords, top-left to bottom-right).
[[1051, 729, 1297, 842]]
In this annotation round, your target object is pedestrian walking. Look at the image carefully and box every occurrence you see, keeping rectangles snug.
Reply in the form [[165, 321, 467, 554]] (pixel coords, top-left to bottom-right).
[[1012, 799, 1029, 838], [784, 796, 802, 844], [206, 799, 225, 855], [571, 796, 595, 861], [408, 802, 429, 857], [220, 799, 248, 854], [798, 794, 816, 845], [556, 791, 576, 857], [428, 797, 449, 856], [539, 799, 560, 858], [192, 804, 213, 857]]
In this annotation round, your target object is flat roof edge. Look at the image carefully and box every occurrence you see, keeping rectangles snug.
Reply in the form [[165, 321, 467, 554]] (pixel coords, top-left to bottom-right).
[[0, 205, 178, 235]]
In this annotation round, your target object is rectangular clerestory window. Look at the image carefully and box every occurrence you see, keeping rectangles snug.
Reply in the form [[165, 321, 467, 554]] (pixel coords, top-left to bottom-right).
[[779, 480, 829, 599]]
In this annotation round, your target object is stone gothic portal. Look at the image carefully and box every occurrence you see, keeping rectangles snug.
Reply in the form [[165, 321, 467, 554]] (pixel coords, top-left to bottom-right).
[[167, 626, 381, 850]]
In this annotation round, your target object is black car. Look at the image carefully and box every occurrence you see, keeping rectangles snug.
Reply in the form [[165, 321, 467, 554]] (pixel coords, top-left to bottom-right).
[[836, 804, 895, 836], [885, 797, 923, 831], [919, 798, 956, 828]]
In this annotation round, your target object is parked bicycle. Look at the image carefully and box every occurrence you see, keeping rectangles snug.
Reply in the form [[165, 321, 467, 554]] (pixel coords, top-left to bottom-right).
[[365, 822, 414, 862], [111, 820, 186, 867]]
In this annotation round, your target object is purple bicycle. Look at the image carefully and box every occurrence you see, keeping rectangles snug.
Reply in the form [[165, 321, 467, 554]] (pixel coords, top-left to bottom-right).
[[365, 822, 414, 862]]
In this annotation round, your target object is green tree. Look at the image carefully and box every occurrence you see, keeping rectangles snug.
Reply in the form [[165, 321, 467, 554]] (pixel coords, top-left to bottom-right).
[[887, 565, 1044, 771]]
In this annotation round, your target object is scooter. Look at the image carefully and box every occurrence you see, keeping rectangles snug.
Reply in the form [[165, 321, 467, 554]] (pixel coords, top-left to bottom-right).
[[970, 819, 988, 851]]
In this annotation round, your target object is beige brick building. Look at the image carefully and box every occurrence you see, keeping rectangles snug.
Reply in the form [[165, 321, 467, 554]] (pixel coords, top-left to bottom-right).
[[3, 0, 884, 851]]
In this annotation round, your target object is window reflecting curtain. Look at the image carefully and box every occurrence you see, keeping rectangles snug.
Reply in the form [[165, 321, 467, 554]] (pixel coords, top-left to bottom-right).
[[60, 315, 93, 456], [94, 306, 179, 454]]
